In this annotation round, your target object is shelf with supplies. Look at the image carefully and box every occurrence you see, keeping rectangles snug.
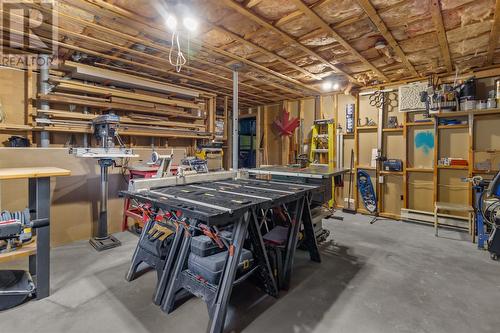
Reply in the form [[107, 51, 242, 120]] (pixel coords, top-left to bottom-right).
[[406, 121, 434, 126], [356, 165, 376, 170], [406, 168, 434, 173], [437, 124, 469, 129], [382, 128, 404, 132], [356, 126, 378, 131], [380, 170, 404, 175], [436, 165, 469, 170], [344, 76, 500, 224], [434, 108, 500, 118]]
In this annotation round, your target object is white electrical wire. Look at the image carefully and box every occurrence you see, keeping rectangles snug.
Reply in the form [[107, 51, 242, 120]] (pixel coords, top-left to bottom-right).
[[0, 98, 6, 123], [169, 30, 186, 72]]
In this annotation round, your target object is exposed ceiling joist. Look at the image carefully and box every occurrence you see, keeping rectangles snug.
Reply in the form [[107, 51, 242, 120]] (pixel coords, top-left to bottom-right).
[[3, 8, 276, 104], [356, 0, 419, 77], [275, 0, 332, 26], [189, 57, 306, 97], [94, 63, 266, 105], [219, 0, 358, 83], [35, 4, 306, 99], [289, 0, 388, 81], [430, 0, 453, 73], [207, 23, 324, 80], [245, 0, 263, 9], [83, 0, 320, 94], [486, 0, 500, 65], [197, 40, 321, 93]]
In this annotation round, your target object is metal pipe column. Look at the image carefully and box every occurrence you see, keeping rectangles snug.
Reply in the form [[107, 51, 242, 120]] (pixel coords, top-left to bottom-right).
[[83, 106, 89, 147], [232, 68, 239, 170], [38, 54, 50, 147], [97, 160, 109, 239]]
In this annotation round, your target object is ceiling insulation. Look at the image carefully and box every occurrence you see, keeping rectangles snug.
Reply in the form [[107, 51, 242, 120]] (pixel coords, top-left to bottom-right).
[[442, 0, 495, 29], [203, 29, 234, 47], [300, 32, 337, 47], [391, 18, 436, 41], [380, 0, 431, 28], [336, 19, 377, 41], [279, 14, 318, 37], [250, 0, 298, 21], [317, 0, 364, 25], [12, 0, 497, 106], [250, 30, 289, 51]]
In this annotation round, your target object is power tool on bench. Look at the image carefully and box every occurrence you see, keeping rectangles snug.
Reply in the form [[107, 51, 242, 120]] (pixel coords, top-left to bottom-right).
[[0, 209, 32, 253], [467, 171, 500, 260], [0, 213, 50, 310]]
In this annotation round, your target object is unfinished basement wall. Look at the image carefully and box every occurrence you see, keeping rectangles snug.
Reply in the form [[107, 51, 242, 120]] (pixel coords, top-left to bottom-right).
[[258, 71, 500, 224], [0, 147, 187, 246], [0, 66, 203, 246]]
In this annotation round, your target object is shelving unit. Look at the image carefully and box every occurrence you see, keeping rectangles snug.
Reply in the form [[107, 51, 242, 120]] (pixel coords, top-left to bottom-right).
[[349, 83, 500, 223]]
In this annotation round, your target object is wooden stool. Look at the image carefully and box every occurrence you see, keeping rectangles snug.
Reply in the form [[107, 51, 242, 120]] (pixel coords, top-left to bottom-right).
[[434, 202, 474, 238]]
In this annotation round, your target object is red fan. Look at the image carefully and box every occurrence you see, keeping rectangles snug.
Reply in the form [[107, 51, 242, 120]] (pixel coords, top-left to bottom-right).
[[273, 108, 300, 137]]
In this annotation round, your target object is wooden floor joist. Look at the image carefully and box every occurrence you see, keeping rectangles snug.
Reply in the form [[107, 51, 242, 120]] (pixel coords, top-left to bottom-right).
[[430, 0, 453, 73], [486, 0, 500, 65], [219, 0, 358, 83], [356, 0, 419, 77], [289, 0, 389, 82], [39, 1, 317, 97]]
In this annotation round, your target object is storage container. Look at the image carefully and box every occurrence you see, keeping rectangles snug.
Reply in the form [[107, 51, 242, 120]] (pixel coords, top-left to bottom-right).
[[188, 248, 254, 284]]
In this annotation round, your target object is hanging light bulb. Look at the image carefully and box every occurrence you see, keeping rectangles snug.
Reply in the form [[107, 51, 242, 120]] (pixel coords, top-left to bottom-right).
[[183, 16, 199, 32], [322, 81, 333, 91], [333, 82, 340, 90], [166, 14, 177, 31]]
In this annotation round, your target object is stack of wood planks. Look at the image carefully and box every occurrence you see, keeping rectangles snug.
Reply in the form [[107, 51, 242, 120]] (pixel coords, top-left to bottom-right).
[[34, 71, 214, 139]]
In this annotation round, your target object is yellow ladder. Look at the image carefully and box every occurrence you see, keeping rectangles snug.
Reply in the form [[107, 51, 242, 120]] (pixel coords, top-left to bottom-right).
[[309, 119, 336, 208]]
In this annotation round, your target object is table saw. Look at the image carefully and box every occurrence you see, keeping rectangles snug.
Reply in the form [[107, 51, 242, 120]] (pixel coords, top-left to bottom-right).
[[246, 165, 348, 207]]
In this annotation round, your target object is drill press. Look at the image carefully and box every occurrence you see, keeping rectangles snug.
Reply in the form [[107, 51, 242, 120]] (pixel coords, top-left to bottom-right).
[[70, 114, 138, 251]]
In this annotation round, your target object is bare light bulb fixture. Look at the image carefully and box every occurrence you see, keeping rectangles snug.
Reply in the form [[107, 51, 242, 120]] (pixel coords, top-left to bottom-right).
[[166, 14, 177, 31], [322, 81, 333, 91], [183, 16, 199, 32], [375, 39, 387, 50], [322, 80, 340, 92]]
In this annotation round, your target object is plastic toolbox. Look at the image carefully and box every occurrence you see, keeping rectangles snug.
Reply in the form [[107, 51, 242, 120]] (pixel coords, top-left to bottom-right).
[[188, 248, 254, 284], [0, 270, 35, 310], [138, 223, 175, 260], [190, 230, 232, 257], [263, 226, 289, 246]]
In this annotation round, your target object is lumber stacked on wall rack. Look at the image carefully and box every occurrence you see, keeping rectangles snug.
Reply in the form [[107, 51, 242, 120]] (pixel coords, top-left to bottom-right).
[[33, 62, 214, 140]]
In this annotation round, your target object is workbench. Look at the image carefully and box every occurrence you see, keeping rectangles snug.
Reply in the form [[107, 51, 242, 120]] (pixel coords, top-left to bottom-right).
[[122, 177, 320, 333], [0, 167, 71, 300], [247, 165, 348, 207]]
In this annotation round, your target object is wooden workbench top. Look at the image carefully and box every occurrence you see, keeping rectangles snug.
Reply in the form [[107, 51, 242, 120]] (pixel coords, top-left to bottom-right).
[[0, 238, 37, 264], [0, 167, 71, 180]]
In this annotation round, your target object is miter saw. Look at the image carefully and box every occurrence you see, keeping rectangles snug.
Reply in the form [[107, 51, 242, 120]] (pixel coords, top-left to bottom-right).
[[70, 113, 138, 251], [0, 209, 32, 253]]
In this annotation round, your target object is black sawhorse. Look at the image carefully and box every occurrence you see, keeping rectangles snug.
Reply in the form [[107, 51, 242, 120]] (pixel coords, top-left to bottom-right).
[[155, 193, 320, 333]]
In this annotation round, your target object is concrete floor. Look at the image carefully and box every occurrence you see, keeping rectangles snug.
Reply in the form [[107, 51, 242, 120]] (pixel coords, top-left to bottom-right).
[[1, 213, 500, 333]]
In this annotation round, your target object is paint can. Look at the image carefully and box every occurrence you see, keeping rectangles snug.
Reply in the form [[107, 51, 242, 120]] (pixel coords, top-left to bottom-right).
[[487, 98, 497, 109]]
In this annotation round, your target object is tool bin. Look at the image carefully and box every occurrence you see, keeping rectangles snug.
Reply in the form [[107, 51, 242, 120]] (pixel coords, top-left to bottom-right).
[[188, 248, 254, 284]]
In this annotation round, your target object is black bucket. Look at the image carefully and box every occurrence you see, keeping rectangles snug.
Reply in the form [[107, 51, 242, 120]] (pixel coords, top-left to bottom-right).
[[0, 270, 35, 311]]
